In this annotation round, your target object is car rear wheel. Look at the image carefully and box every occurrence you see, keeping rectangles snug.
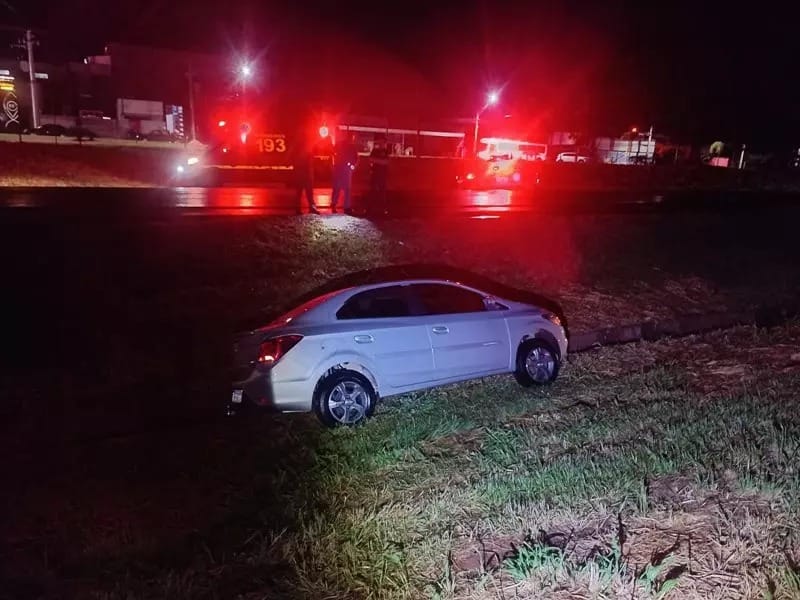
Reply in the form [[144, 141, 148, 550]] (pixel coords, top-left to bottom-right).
[[514, 339, 560, 387], [313, 370, 376, 427]]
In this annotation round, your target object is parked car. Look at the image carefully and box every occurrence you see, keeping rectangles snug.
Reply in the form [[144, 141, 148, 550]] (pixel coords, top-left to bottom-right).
[[32, 124, 66, 137], [555, 152, 589, 163], [64, 126, 98, 140], [146, 129, 184, 143], [125, 129, 146, 141], [229, 274, 568, 426]]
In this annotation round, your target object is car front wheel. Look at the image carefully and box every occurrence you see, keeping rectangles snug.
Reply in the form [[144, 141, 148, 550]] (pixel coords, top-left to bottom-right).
[[313, 370, 376, 427], [514, 339, 560, 387]]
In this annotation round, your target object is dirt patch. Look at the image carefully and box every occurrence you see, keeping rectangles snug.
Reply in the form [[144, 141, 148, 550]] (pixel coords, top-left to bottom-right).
[[646, 473, 708, 511], [451, 534, 523, 573], [451, 475, 793, 599], [669, 333, 800, 395], [420, 429, 486, 458]]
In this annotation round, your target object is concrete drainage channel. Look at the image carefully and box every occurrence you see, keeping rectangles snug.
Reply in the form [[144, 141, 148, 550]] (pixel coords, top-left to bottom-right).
[[567, 303, 800, 353]]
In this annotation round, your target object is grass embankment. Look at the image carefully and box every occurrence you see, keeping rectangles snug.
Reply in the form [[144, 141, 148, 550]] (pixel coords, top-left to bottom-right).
[[3, 212, 798, 440], [0, 140, 186, 186], [3, 210, 800, 598], [249, 325, 800, 600], [4, 323, 800, 599]]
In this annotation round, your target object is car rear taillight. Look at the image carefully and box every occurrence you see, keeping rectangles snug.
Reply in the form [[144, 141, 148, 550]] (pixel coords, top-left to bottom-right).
[[257, 335, 303, 365]]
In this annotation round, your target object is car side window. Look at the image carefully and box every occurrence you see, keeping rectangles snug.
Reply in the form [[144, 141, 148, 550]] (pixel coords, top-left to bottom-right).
[[336, 286, 411, 319], [412, 284, 488, 315]]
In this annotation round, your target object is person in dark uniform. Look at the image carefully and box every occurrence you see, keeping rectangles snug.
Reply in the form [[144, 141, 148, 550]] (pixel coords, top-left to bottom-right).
[[331, 133, 359, 214], [368, 136, 389, 215], [293, 136, 319, 214]]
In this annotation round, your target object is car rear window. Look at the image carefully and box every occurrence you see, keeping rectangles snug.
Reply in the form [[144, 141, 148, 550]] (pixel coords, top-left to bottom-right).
[[271, 290, 342, 324], [336, 286, 411, 319]]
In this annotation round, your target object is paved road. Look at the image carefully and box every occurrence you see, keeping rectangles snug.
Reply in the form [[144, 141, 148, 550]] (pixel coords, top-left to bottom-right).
[[1, 186, 795, 221], [0, 186, 527, 218]]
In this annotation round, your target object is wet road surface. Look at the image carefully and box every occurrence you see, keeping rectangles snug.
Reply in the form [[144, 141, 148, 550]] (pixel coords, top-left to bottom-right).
[[1, 186, 796, 222]]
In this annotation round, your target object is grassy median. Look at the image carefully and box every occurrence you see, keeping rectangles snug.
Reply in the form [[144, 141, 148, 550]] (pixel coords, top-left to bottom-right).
[[3, 210, 800, 598], [0, 140, 183, 186], [5, 323, 799, 599]]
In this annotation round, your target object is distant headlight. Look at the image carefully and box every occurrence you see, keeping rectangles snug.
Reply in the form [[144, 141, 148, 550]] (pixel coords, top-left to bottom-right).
[[176, 164, 185, 173], [542, 312, 562, 327], [187, 156, 199, 165]]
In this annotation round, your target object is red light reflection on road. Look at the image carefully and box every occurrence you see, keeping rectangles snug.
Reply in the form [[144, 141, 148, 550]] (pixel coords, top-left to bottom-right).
[[463, 189, 513, 212], [169, 186, 530, 217], [172, 187, 337, 215], [172, 187, 283, 215], [315, 191, 332, 208], [2, 192, 38, 208]]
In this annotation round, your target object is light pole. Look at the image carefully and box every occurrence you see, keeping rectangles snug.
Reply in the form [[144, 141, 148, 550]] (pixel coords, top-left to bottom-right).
[[25, 29, 40, 129], [186, 62, 197, 142], [473, 90, 500, 156]]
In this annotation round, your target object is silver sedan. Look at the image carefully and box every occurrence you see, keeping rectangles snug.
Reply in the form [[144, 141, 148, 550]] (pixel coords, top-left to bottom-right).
[[230, 278, 568, 426]]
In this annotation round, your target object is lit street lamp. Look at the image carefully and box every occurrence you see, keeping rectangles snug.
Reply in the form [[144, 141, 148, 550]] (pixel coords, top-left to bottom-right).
[[473, 90, 500, 156], [238, 62, 253, 96]]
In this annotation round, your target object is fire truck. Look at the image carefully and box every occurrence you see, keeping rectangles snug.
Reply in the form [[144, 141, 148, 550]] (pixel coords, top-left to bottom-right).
[[176, 94, 334, 186]]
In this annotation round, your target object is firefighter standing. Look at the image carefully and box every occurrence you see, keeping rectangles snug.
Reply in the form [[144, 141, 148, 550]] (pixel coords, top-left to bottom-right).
[[292, 134, 319, 214], [368, 137, 389, 215], [331, 133, 359, 214]]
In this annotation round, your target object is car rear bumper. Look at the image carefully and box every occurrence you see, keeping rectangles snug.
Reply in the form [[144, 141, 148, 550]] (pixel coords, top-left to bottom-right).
[[228, 367, 315, 416], [227, 368, 275, 416]]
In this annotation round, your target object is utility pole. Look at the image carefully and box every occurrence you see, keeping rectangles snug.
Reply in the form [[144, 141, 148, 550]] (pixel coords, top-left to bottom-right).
[[472, 111, 480, 156], [186, 63, 197, 142], [25, 29, 40, 129]]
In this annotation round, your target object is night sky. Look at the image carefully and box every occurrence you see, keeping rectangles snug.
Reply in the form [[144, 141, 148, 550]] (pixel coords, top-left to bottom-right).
[[4, 0, 798, 148]]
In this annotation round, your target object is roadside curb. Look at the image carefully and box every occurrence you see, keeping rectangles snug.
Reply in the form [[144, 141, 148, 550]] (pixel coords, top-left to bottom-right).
[[568, 304, 800, 353]]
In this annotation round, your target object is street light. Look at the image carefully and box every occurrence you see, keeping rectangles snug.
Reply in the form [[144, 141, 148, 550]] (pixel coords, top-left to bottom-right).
[[238, 62, 253, 97], [473, 89, 500, 156]]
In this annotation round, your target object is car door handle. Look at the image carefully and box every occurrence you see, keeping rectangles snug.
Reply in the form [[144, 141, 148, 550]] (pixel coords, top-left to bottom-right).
[[431, 326, 449, 334], [354, 334, 374, 344]]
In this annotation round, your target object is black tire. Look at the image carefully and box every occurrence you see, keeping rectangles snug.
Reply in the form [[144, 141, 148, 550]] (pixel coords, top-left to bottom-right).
[[514, 339, 560, 387], [313, 370, 377, 427]]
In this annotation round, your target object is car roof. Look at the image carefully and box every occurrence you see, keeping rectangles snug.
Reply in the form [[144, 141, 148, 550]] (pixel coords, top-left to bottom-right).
[[275, 278, 477, 325], [258, 264, 567, 330]]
